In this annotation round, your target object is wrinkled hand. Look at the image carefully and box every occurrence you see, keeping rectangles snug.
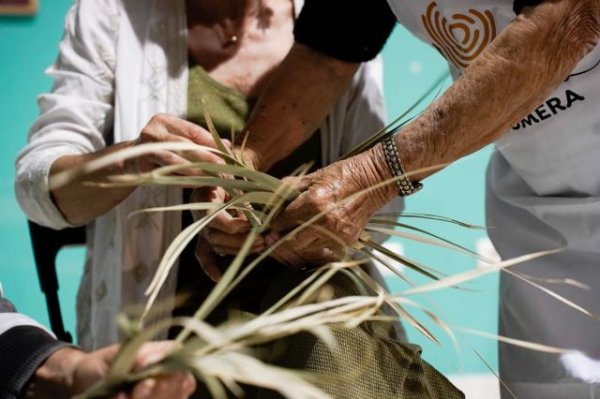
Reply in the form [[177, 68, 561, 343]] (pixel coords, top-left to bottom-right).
[[191, 187, 264, 282], [125, 113, 227, 175], [268, 150, 394, 269], [191, 148, 395, 273], [29, 341, 196, 399]]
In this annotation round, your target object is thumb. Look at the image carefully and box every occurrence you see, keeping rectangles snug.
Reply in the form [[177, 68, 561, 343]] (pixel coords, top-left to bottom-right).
[[270, 196, 306, 234], [95, 344, 121, 365]]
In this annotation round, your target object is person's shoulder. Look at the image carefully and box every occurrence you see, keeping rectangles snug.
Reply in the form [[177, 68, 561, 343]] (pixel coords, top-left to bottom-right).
[[76, 0, 121, 7], [63, 0, 122, 41]]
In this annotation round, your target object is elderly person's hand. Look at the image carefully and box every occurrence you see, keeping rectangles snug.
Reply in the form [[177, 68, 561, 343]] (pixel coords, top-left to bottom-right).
[[267, 147, 396, 268], [191, 186, 265, 281], [193, 147, 398, 272], [124, 113, 227, 175], [26, 341, 196, 399], [49, 113, 227, 226]]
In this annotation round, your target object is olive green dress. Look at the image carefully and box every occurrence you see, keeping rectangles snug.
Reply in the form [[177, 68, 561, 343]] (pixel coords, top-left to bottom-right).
[[177, 65, 464, 399]]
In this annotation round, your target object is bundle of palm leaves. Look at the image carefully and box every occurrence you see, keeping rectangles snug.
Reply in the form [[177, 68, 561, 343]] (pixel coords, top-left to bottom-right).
[[49, 78, 581, 398]]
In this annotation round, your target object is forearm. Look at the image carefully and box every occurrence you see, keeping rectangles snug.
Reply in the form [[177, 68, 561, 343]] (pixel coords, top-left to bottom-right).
[[50, 141, 136, 226], [242, 43, 359, 171], [381, 0, 600, 188]]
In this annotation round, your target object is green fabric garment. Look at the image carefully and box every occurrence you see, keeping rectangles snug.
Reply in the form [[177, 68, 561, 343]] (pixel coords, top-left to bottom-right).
[[253, 270, 465, 399], [190, 269, 465, 399], [187, 64, 256, 138]]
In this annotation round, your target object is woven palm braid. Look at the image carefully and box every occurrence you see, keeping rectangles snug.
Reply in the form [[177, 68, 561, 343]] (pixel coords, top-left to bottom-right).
[[382, 135, 423, 196]]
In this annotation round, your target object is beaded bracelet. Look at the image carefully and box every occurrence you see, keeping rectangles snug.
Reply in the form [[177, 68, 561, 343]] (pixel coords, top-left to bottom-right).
[[382, 135, 423, 196]]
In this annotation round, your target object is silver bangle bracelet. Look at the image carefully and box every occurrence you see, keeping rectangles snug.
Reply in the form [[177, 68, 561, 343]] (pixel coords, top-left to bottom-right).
[[382, 135, 423, 197]]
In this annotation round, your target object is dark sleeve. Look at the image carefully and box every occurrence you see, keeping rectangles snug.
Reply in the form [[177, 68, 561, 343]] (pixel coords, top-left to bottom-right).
[[0, 326, 68, 399], [0, 294, 69, 399], [294, 0, 397, 63], [514, 0, 545, 13]]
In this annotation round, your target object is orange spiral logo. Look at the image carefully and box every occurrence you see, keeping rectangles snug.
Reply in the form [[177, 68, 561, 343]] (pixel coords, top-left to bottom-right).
[[422, 2, 497, 70]]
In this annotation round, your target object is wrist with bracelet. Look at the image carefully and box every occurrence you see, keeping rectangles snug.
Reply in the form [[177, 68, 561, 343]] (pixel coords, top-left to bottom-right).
[[381, 134, 423, 197]]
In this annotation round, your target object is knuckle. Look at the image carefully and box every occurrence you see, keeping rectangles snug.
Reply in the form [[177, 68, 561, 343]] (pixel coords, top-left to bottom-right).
[[155, 151, 172, 165], [321, 213, 337, 229], [312, 188, 335, 211], [334, 220, 356, 245], [153, 113, 169, 123]]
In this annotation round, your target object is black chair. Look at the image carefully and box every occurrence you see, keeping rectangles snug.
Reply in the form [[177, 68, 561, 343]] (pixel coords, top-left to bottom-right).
[[28, 221, 86, 343]]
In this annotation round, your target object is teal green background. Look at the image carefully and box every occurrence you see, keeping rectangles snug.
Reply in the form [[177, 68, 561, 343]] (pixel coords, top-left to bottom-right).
[[0, 0, 83, 335], [381, 28, 497, 375], [0, 1, 496, 375]]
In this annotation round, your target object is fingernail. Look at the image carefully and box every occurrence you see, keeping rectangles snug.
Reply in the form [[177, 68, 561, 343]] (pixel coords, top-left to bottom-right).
[[209, 270, 222, 283]]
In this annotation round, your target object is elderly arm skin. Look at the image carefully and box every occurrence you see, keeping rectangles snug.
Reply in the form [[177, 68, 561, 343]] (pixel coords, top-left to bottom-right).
[[270, 0, 600, 263], [239, 43, 360, 171], [388, 0, 600, 186]]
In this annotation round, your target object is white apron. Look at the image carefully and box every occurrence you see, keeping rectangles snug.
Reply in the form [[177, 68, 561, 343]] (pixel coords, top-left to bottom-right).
[[387, 1, 600, 397]]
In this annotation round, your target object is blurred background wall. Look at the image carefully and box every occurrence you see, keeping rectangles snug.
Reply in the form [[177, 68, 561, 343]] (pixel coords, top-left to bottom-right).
[[0, 2, 497, 396]]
